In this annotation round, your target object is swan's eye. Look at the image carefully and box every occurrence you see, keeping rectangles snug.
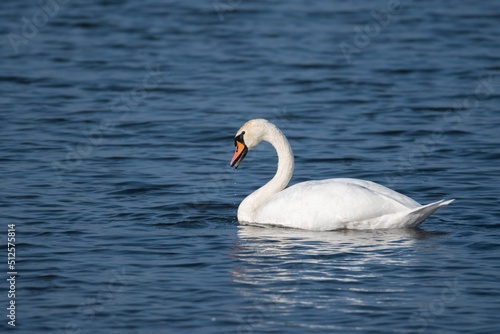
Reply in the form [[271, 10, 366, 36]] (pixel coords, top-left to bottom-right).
[[234, 131, 245, 147]]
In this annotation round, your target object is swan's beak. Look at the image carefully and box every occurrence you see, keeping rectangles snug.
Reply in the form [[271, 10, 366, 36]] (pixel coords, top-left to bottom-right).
[[230, 140, 248, 168]]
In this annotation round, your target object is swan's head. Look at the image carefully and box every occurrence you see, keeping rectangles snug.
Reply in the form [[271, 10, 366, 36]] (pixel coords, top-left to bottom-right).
[[230, 119, 271, 168]]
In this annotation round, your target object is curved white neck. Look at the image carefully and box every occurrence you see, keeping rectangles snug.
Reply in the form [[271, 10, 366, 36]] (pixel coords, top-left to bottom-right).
[[238, 123, 294, 221]]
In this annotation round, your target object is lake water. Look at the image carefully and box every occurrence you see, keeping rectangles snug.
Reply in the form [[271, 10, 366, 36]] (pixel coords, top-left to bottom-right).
[[1, 0, 500, 333]]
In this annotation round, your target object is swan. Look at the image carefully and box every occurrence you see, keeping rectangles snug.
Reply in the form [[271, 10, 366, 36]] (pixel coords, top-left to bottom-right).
[[230, 119, 453, 231]]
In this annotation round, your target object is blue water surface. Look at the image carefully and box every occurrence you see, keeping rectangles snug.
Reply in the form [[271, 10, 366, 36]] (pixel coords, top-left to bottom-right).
[[1, 0, 500, 333]]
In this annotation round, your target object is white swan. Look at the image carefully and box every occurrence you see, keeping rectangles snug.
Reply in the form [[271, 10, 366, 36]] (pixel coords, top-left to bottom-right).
[[230, 119, 453, 231]]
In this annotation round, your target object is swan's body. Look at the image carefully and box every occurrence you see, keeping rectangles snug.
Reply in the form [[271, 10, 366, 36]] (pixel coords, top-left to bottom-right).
[[230, 119, 453, 231]]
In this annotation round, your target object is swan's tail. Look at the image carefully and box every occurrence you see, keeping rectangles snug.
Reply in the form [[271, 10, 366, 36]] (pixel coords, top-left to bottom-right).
[[405, 199, 454, 228]]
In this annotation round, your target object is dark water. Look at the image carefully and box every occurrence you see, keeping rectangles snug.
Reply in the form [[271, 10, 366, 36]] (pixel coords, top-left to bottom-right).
[[1, 0, 500, 333]]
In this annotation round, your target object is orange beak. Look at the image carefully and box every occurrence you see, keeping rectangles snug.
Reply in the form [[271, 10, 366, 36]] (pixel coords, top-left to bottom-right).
[[230, 140, 248, 168]]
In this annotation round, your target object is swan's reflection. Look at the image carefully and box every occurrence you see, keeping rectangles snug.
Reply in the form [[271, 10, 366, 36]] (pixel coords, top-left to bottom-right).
[[232, 225, 436, 281], [235, 224, 436, 263], [230, 225, 443, 330]]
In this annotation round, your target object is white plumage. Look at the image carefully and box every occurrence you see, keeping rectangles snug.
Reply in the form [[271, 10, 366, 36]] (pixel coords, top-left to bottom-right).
[[230, 119, 453, 231]]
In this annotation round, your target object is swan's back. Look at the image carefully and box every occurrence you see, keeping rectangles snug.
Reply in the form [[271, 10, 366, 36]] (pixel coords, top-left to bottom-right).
[[253, 178, 423, 230]]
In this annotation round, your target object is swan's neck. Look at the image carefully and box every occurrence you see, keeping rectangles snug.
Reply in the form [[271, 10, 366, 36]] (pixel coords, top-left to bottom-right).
[[238, 124, 294, 221]]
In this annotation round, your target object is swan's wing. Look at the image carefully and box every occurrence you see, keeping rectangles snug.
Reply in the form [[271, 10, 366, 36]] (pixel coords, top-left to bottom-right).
[[332, 178, 421, 208], [254, 178, 421, 230]]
